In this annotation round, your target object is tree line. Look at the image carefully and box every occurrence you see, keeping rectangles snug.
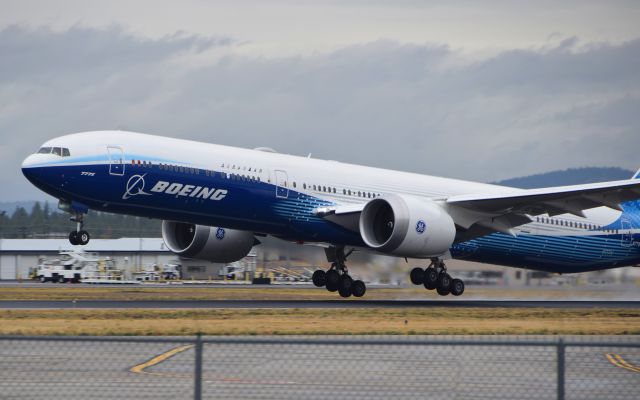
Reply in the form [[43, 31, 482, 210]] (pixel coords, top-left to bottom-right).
[[0, 202, 161, 239]]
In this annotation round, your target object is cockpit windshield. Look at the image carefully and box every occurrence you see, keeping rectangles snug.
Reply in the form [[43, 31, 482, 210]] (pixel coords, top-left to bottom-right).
[[37, 147, 70, 157]]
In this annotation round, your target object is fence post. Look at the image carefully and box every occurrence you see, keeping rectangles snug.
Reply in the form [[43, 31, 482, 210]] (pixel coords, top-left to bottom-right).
[[194, 333, 203, 400], [557, 338, 565, 400]]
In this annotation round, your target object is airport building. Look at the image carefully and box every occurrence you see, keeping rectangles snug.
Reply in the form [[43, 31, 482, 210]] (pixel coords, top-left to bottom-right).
[[0, 238, 227, 280]]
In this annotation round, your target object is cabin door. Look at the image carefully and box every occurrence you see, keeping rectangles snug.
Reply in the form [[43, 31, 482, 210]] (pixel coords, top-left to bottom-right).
[[274, 170, 289, 199], [107, 146, 125, 176]]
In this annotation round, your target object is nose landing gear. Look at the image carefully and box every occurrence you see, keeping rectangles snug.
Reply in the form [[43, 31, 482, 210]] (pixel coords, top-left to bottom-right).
[[410, 258, 465, 296], [311, 246, 366, 298], [68, 212, 90, 246]]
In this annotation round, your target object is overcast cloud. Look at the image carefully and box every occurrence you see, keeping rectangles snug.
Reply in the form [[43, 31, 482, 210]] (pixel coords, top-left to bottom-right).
[[1, 2, 640, 201]]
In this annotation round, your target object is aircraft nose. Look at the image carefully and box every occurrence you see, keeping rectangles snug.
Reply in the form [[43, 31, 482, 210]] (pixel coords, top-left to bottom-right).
[[21, 154, 40, 181]]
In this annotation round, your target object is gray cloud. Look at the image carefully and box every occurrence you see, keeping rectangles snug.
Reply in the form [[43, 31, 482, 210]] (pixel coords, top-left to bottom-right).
[[1, 25, 639, 201]]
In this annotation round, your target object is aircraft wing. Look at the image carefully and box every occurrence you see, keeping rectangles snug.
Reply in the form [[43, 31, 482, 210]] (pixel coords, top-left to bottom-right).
[[446, 179, 640, 236]]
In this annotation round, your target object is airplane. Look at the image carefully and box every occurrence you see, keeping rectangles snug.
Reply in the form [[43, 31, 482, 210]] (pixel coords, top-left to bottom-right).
[[21, 130, 640, 297]]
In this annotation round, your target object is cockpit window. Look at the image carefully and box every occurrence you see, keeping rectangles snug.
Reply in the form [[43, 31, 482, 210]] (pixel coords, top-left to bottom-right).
[[37, 147, 70, 157]]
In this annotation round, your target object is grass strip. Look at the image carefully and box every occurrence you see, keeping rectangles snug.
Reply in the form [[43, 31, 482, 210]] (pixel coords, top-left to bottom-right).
[[1, 308, 638, 336]]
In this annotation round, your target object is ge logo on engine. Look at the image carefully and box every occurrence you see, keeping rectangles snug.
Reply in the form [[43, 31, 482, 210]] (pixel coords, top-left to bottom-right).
[[416, 220, 426, 234], [215, 228, 225, 240]]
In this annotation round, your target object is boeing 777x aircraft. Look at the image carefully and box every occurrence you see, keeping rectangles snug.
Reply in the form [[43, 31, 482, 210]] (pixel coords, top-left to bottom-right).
[[21, 131, 640, 297]]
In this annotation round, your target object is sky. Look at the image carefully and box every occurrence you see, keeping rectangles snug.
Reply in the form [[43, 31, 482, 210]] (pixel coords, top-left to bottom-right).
[[1, 0, 640, 201]]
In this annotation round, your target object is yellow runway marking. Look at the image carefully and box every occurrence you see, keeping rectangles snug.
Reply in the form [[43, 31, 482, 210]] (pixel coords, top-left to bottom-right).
[[605, 353, 640, 374], [130, 344, 194, 376]]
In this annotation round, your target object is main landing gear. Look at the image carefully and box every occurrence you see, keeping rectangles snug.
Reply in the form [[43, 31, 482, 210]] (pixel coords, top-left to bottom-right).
[[311, 246, 366, 298], [410, 258, 465, 296], [68, 212, 90, 246]]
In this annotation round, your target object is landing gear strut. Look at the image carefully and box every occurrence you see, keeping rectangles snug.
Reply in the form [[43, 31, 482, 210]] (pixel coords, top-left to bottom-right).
[[68, 212, 90, 246], [311, 246, 366, 298], [410, 258, 465, 296]]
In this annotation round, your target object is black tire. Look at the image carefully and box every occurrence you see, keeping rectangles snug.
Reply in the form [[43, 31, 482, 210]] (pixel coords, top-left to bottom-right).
[[57, 275, 66, 284], [436, 286, 450, 296], [339, 274, 353, 291], [39, 276, 47, 283], [450, 279, 465, 296], [437, 272, 452, 290], [68, 231, 79, 245], [78, 230, 90, 245], [325, 270, 340, 292], [312, 270, 326, 287], [423, 268, 438, 290], [351, 280, 366, 297], [410, 268, 424, 285], [338, 286, 352, 298]]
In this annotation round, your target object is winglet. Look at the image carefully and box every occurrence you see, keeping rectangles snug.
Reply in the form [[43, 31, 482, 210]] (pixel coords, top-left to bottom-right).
[[633, 168, 640, 179]]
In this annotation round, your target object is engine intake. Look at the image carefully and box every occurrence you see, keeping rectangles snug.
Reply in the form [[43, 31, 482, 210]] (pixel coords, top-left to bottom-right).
[[162, 221, 254, 263], [359, 195, 456, 258]]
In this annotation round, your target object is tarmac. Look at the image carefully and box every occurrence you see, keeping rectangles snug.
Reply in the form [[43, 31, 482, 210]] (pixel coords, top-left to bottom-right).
[[0, 336, 638, 399], [0, 299, 638, 309]]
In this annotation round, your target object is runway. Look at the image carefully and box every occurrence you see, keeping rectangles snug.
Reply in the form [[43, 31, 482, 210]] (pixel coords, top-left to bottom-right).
[[0, 299, 638, 309], [0, 336, 638, 399]]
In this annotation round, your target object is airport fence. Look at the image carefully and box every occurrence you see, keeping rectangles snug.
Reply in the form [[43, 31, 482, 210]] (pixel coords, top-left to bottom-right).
[[0, 335, 639, 399]]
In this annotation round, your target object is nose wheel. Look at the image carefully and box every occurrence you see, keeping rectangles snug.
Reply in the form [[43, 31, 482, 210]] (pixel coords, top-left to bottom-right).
[[311, 246, 366, 298], [68, 212, 90, 246], [410, 259, 465, 296]]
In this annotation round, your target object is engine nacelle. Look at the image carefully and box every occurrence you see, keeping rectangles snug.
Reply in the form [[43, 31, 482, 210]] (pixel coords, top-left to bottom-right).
[[359, 194, 456, 258], [161, 221, 254, 263]]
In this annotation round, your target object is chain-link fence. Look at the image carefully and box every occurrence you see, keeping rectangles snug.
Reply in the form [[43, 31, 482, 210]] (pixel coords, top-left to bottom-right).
[[0, 336, 638, 399]]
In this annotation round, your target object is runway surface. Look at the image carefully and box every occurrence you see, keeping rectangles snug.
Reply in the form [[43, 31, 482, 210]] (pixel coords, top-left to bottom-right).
[[0, 299, 638, 309], [0, 336, 638, 399]]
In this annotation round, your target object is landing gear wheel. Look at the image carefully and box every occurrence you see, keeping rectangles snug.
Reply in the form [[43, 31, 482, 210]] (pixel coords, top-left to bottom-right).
[[312, 270, 326, 287], [69, 231, 79, 245], [78, 230, 90, 245], [338, 286, 352, 298], [436, 273, 451, 296], [410, 268, 425, 285], [437, 272, 452, 289], [325, 270, 340, 292], [339, 274, 353, 292], [351, 280, 366, 298], [450, 279, 465, 296], [423, 267, 438, 290]]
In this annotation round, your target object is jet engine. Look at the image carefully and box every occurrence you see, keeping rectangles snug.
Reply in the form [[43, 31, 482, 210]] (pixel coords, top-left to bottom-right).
[[161, 221, 254, 263], [359, 194, 456, 258]]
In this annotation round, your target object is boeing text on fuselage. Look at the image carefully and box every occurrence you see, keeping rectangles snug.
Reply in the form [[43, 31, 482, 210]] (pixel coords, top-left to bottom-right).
[[121, 174, 228, 201]]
